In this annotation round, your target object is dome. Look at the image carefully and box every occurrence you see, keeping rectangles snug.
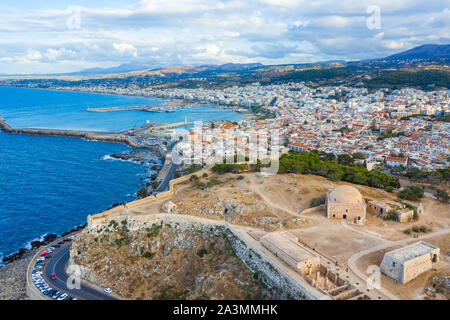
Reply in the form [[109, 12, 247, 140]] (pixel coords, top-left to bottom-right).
[[328, 185, 364, 204]]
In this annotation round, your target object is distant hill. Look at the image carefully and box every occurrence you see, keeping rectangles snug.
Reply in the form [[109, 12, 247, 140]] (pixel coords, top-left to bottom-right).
[[66, 62, 263, 77], [384, 44, 450, 61], [63, 62, 168, 76], [214, 63, 263, 71]]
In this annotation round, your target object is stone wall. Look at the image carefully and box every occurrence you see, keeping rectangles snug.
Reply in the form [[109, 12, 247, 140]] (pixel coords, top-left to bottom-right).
[[326, 202, 365, 224], [87, 167, 213, 229], [380, 254, 404, 283], [224, 227, 320, 300], [402, 252, 439, 283]]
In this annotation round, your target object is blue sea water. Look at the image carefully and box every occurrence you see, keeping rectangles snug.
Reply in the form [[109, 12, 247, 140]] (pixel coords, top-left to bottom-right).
[[0, 86, 243, 259], [0, 86, 242, 131]]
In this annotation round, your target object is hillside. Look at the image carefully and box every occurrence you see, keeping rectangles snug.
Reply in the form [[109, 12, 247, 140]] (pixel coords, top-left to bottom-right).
[[384, 44, 450, 61], [70, 219, 277, 300]]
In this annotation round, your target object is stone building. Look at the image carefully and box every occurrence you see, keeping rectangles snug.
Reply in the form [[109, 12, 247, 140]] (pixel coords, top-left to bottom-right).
[[260, 232, 320, 276], [162, 201, 177, 213], [380, 241, 440, 284], [326, 186, 366, 224], [368, 200, 392, 218], [395, 208, 414, 223]]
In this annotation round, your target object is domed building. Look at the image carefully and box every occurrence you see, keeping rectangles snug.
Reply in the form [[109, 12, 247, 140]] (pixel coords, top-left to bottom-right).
[[326, 185, 366, 224]]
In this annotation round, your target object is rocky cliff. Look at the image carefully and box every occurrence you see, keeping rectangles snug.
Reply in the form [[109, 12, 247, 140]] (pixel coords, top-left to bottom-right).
[[70, 218, 276, 300]]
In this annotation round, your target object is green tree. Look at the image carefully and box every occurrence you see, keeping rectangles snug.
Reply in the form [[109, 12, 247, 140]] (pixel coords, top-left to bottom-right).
[[398, 186, 424, 201], [137, 186, 149, 199], [337, 154, 353, 166], [435, 189, 449, 202]]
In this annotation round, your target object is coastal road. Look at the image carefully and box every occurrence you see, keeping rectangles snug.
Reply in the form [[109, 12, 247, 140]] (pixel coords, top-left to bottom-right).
[[42, 244, 117, 300], [155, 163, 179, 194], [154, 140, 180, 194]]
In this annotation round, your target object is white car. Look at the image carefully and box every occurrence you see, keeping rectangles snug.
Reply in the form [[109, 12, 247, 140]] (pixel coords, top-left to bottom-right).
[[104, 288, 112, 294], [57, 293, 68, 300]]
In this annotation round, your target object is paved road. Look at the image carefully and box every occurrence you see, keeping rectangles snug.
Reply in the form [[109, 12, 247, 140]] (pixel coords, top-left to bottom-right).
[[154, 140, 180, 194], [42, 244, 117, 300]]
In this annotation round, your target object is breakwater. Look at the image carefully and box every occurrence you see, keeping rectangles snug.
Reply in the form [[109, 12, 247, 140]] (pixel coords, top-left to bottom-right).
[[0, 114, 164, 153], [0, 114, 127, 143]]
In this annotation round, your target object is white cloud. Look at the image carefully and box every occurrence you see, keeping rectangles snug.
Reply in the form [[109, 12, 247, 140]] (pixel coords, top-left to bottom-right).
[[113, 43, 138, 57], [0, 0, 448, 73]]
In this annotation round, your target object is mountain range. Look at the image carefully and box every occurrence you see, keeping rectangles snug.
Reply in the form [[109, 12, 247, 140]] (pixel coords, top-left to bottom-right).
[[384, 44, 450, 61]]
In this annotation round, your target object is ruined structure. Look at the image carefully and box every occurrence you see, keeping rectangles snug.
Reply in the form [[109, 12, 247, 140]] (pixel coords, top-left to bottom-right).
[[367, 200, 392, 218], [395, 208, 414, 223], [260, 232, 320, 276], [326, 186, 366, 224], [162, 201, 177, 213], [380, 241, 440, 284]]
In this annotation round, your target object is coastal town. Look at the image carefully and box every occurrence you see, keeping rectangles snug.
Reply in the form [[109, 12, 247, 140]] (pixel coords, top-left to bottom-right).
[[31, 82, 449, 172]]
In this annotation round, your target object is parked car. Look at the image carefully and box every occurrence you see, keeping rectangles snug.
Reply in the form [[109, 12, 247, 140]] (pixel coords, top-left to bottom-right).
[[40, 252, 49, 257], [104, 288, 112, 294], [57, 293, 68, 300]]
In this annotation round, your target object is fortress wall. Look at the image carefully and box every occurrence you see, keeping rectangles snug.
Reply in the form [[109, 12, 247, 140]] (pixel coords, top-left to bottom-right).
[[224, 226, 320, 300], [82, 213, 320, 300], [88, 167, 213, 227]]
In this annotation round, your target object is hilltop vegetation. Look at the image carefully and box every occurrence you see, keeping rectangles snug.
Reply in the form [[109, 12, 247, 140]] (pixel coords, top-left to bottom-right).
[[366, 70, 450, 90], [213, 151, 400, 190]]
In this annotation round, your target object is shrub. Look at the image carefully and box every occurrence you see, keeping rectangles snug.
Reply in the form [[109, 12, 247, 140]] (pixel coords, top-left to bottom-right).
[[310, 196, 325, 208], [435, 189, 449, 202], [398, 186, 424, 201], [197, 248, 207, 257], [137, 186, 149, 199], [384, 210, 398, 221], [142, 251, 154, 259]]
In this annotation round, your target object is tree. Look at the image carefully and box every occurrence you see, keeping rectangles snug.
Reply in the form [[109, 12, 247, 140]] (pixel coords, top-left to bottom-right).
[[137, 186, 149, 199], [435, 189, 449, 202], [398, 186, 424, 201], [337, 154, 353, 166], [352, 152, 366, 160]]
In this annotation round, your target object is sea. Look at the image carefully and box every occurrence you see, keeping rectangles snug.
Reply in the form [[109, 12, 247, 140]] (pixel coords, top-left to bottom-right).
[[0, 86, 243, 260]]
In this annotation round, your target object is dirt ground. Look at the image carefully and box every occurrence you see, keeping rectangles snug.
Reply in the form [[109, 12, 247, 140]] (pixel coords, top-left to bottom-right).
[[290, 223, 383, 267]]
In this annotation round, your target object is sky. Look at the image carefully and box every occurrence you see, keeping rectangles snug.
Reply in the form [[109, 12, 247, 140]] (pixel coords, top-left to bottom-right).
[[0, 0, 449, 74]]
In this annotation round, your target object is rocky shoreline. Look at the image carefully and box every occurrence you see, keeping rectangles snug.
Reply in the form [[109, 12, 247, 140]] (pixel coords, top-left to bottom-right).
[[0, 224, 85, 300], [1, 225, 86, 265], [108, 150, 163, 185]]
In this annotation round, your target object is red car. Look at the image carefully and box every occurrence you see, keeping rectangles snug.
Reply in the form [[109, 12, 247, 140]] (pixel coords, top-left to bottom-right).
[[40, 252, 49, 257], [50, 273, 56, 280]]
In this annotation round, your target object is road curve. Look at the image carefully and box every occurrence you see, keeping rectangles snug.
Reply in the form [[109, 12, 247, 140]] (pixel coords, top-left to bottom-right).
[[42, 244, 117, 300]]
